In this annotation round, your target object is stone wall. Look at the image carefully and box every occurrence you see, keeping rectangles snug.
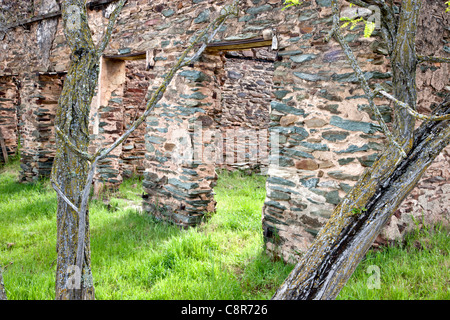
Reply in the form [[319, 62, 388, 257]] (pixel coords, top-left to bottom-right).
[[0, 76, 19, 162], [121, 60, 151, 178], [18, 73, 63, 182], [0, 0, 448, 262], [218, 48, 274, 173]]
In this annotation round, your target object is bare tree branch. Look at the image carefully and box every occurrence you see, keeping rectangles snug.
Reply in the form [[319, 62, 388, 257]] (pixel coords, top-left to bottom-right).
[[375, 88, 450, 121], [418, 55, 450, 64], [51, 180, 80, 214], [96, 0, 127, 57], [329, 0, 407, 158]]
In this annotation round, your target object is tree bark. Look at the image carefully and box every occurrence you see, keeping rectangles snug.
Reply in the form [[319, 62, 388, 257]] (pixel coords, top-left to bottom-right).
[[272, 99, 450, 300], [390, 0, 421, 147], [52, 0, 125, 300], [0, 266, 6, 300]]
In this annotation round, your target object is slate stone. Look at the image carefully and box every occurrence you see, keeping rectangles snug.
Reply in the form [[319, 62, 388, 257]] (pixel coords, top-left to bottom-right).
[[162, 9, 175, 17], [267, 176, 296, 187], [168, 178, 199, 190], [358, 153, 379, 167], [247, 4, 272, 15], [316, 0, 331, 7], [336, 144, 369, 154], [338, 157, 355, 165], [278, 50, 304, 56], [322, 130, 349, 142], [330, 116, 381, 134], [325, 190, 340, 205], [269, 190, 291, 201], [264, 201, 287, 211], [300, 178, 319, 188], [282, 148, 315, 159], [273, 90, 290, 100], [194, 10, 210, 23], [228, 70, 243, 79], [180, 92, 208, 100], [179, 70, 210, 82], [290, 54, 317, 64], [300, 141, 329, 151], [328, 171, 360, 181], [298, 10, 318, 21], [293, 72, 329, 82], [270, 101, 305, 116], [332, 71, 391, 83]]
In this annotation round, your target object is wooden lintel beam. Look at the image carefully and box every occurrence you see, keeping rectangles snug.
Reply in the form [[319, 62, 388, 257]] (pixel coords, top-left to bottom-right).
[[205, 37, 272, 52], [3, 0, 119, 30], [103, 51, 147, 61]]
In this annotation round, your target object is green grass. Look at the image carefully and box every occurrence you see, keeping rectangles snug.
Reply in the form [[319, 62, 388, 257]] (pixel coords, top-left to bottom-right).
[[1, 160, 449, 300], [0, 162, 292, 300], [338, 224, 450, 300]]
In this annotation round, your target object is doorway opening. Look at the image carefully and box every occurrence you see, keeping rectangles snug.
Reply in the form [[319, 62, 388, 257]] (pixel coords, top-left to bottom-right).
[[211, 46, 275, 233]]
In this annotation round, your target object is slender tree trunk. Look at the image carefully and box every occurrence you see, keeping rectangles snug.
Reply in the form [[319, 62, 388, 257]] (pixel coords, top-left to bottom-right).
[[52, 0, 125, 300], [0, 266, 6, 300]]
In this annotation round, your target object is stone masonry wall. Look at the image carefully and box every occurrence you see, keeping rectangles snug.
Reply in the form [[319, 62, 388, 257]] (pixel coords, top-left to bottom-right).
[[18, 73, 63, 182], [121, 60, 152, 178], [0, 76, 19, 162], [0, 0, 448, 262], [218, 48, 274, 173]]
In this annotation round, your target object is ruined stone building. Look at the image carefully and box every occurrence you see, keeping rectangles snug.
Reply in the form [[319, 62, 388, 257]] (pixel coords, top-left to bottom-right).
[[0, 0, 449, 262]]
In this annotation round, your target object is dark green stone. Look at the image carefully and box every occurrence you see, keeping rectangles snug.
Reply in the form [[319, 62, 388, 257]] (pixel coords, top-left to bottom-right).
[[330, 116, 381, 134], [322, 130, 349, 142]]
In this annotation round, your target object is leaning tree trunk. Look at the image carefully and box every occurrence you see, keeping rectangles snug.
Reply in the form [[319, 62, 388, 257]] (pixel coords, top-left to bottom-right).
[[272, 99, 450, 299], [272, 0, 450, 300], [0, 266, 6, 300]]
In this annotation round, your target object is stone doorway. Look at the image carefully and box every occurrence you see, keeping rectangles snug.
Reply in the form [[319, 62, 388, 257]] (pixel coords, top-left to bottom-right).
[[140, 38, 277, 229]]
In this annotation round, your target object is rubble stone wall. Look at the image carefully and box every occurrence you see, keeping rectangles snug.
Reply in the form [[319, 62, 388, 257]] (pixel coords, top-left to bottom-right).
[[218, 49, 274, 173], [18, 73, 63, 182], [0, 0, 448, 262], [0, 76, 19, 162]]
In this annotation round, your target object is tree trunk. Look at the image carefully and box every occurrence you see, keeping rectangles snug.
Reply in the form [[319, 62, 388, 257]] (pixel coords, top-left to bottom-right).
[[52, 1, 104, 300], [390, 0, 421, 146], [0, 266, 6, 300], [272, 99, 450, 300]]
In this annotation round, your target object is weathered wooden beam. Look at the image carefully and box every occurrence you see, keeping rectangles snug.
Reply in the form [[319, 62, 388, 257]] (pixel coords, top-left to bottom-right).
[[103, 51, 146, 60], [2, 0, 119, 31], [4, 11, 62, 30], [205, 37, 272, 52]]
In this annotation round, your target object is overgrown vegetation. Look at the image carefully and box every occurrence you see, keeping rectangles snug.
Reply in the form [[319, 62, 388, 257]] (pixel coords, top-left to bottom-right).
[[0, 159, 448, 299]]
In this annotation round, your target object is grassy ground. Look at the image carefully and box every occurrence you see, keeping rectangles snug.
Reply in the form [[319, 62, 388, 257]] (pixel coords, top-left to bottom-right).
[[0, 159, 449, 300]]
